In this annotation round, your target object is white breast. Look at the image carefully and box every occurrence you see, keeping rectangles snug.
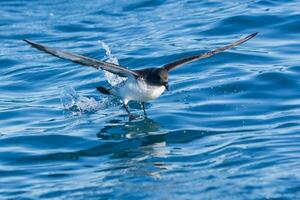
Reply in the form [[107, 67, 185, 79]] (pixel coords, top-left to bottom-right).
[[116, 78, 165, 104]]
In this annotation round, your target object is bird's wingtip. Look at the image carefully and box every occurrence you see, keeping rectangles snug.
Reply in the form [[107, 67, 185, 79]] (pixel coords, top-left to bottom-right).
[[23, 39, 34, 45], [241, 32, 258, 42], [248, 32, 259, 39]]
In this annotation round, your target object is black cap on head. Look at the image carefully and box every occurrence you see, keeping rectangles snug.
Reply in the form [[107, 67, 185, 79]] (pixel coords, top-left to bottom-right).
[[146, 68, 169, 90]]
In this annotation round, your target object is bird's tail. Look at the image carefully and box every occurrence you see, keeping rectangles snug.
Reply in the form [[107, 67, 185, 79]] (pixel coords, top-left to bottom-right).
[[96, 86, 112, 95]]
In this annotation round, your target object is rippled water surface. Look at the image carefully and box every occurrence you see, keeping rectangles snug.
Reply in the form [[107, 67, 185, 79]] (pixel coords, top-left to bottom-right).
[[1, 0, 300, 199]]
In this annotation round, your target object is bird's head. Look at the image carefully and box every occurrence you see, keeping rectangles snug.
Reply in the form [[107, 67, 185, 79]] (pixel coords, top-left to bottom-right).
[[152, 68, 169, 90]]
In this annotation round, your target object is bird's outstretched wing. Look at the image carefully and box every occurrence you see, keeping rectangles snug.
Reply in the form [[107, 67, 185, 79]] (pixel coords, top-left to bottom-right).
[[163, 32, 258, 71], [24, 39, 139, 78]]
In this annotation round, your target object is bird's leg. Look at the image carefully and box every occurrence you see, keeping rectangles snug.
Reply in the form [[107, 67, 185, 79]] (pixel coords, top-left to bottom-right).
[[142, 102, 147, 116], [123, 103, 131, 116], [123, 100, 136, 120], [124, 103, 137, 121]]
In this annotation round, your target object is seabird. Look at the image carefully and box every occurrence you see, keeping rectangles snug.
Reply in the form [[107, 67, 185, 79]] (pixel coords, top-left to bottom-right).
[[24, 32, 257, 116]]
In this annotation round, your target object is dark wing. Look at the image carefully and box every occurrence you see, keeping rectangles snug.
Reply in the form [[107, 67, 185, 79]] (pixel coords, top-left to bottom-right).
[[24, 39, 139, 78], [163, 32, 258, 71]]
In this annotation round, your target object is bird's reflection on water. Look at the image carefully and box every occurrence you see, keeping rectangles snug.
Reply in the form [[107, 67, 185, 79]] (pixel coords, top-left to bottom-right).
[[97, 116, 161, 140], [95, 116, 170, 178]]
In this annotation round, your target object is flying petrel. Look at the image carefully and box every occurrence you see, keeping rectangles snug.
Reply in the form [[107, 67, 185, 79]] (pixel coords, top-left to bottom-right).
[[24, 32, 257, 116]]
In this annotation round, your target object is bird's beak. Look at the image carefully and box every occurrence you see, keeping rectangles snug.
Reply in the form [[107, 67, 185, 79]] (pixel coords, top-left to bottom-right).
[[164, 82, 169, 91]]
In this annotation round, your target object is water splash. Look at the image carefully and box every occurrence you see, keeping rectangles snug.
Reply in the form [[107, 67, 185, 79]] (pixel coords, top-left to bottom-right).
[[98, 41, 127, 86], [59, 42, 125, 115], [60, 86, 105, 113]]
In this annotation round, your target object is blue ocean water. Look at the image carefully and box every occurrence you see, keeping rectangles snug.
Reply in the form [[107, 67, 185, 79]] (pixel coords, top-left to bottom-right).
[[1, 0, 300, 199]]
